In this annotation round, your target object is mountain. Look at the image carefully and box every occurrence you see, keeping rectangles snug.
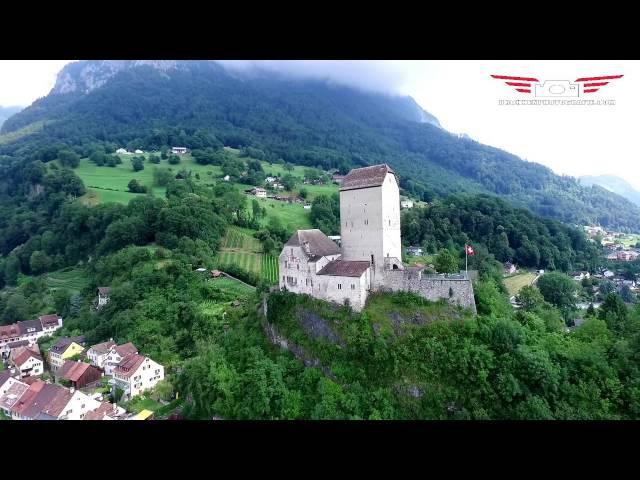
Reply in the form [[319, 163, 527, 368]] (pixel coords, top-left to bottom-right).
[[0, 106, 22, 129], [2, 60, 640, 231], [580, 175, 640, 207]]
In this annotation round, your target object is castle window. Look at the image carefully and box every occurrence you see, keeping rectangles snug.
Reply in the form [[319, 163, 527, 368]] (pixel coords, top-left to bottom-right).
[[351, 284, 355, 290], [297, 264, 299, 270], [389, 219, 391, 226], [284, 261, 288, 268], [338, 284, 342, 290]]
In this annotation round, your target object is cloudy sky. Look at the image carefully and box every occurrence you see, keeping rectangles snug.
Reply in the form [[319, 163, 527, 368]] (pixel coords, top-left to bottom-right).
[[1, 60, 637, 189]]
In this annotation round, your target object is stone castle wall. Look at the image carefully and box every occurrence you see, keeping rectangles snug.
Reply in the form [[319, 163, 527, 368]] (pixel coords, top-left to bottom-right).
[[381, 270, 477, 314]]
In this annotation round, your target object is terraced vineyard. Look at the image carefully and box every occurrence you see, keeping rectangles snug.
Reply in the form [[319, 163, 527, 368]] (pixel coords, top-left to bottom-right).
[[216, 227, 279, 284]]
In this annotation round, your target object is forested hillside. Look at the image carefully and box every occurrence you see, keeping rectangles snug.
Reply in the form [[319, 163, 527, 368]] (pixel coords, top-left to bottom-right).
[[2, 60, 639, 231]]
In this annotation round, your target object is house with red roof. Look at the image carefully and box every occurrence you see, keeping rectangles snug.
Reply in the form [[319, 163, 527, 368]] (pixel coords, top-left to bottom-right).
[[10, 348, 43, 378], [111, 354, 164, 400], [59, 360, 103, 389], [104, 342, 138, 375]]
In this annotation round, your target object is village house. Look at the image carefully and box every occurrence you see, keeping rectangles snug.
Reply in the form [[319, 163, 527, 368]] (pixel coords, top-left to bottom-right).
[[332, 174, 345, 185], [252, 187, 267, 198], [134, 149, 144, 154], [0, 314, 62, 358], [400, 199, 414, 209], [406, 246, 423, 257], [266, 176, 277, 183], [104, 342, 138, 375], [59, 360, 103, 390], [571, 271, 591, 282], [97, 287, 111, 308], [116, 148, 128, 154], [0, 379, 30, 419], [11, 348, 43, 378], [111, 354, 164, 400], [83, 401, 128, 420], [87, 347, 111, 373], [171, 146, 188, 155], [0, 370, 21, 396], [223, 175, 230, 181], [504, 262, 517, 275], [48, 336, 86, 373], [279, 164, 476, 313]]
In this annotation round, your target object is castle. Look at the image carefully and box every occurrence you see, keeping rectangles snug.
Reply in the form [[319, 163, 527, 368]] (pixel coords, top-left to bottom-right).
[[278, 164, 476, 313]]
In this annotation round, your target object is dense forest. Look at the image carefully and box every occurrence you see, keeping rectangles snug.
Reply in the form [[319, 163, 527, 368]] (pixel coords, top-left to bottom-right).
[[2, 60, 639, 231]]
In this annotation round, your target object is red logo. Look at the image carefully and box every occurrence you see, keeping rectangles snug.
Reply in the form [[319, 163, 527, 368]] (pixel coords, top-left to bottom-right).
[[491, 75, 623, 96], [465, 245, 475, 256]]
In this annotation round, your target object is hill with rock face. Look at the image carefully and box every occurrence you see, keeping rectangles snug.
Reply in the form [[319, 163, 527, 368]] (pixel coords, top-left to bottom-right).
[[1, 60, 639, 231]]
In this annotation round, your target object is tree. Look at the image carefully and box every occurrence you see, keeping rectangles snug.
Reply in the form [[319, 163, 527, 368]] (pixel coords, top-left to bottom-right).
[[168, 155, 181, 165], [127, 179, 147, 193], [299, 187, 309, 199], [3, 256, 21, 286], [153, 168, 174, 187], [131, 157, 144, 172], [517, 285, 545, 311], [57, 149, 80, 168], [599, 293, 628, 333], [284, 163, 295, 171], [2, 294, 28, 323], [149, 154, 161, 164], [29, 250, 52, 274], [281, 174, 297, 191], [620, 285, 636, 304], [536, 272, 577, 311], [434, 249, 459, 274]]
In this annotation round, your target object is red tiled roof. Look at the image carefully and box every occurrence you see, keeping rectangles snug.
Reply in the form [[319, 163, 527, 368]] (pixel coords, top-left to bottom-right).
[[0, 324, 20, 340], [10, 380, 45, 416], [114, 354, 145, 378], [317, 260, 371, 277], [340, 164, 395, 191], [13, 349, 42, 367], [39, 314, 61, 327], [84, 402, 115, 420], [0, 381, 30, 411], [59, 361, 91, 382], [114, 342, 137, 358], [37, 385, 73, 418]]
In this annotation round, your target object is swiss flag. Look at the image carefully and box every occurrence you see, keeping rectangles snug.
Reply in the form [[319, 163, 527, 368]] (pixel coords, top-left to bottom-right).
[[465, 244, 475, 256]]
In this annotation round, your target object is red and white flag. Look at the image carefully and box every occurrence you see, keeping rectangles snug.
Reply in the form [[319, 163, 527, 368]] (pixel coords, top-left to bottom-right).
[[465, 244, 475, 256]]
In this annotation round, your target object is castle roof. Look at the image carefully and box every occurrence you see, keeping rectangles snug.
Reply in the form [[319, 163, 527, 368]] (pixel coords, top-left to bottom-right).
[[285, 229, 341, 257], [317, 260, 370, 277], [340, 164, 395, 191]]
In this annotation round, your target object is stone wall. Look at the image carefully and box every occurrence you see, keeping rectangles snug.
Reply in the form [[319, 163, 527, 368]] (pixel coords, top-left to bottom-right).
[[382, 270, 477, 314]]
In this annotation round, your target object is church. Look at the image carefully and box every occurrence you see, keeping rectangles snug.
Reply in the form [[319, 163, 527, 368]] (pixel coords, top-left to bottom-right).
[[278, 164, 476, 313]]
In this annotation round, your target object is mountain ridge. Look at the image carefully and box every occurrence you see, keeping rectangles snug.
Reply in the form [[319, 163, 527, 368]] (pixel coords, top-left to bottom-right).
[[2, 60, 639, 232], [579, 174, 640, 207]]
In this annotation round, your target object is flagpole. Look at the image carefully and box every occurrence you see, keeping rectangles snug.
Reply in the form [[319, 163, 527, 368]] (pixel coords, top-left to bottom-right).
[[465, 245, 468, 277]]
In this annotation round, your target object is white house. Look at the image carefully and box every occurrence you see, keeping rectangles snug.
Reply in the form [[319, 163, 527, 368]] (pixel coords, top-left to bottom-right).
[[97, 287, 111, 308], [266, 176, 277, 183], [0, 315, 62, 358], [87, 339, 116, 369], [116, 148, 128, 154], [57, 389, 102, 420], [171, 147, 188, 155], [406, 246, 423, 257], [104, 342, 138, 375], [223, 175, 230, 181], [253, 187, 267, 198], [303, 204, 312, 210], [111, 354, 164, 400], [12, 349, 43, 378], [134, 149, 144, 154], [400, 199, 414, 209]]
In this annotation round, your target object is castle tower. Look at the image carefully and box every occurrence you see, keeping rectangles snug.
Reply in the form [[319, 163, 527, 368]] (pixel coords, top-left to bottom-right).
[[339, 164, 402, 289]]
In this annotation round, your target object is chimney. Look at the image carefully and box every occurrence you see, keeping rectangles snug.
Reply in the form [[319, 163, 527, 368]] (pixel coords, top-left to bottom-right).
[[303, 241, 311, 255], [70, 386, 75, 394]]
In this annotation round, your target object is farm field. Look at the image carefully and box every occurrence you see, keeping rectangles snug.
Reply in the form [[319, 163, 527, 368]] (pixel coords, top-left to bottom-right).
[[259, 198, 313, 231], [504, 272, 537, 297], [215, 227, 279, 284]]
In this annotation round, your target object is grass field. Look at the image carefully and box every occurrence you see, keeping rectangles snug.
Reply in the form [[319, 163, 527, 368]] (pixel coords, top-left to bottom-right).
[[43, 267, 91, 293], [616, 233, 640, 248], [504, 272, 537, 297], [260, 198, 312, 230]]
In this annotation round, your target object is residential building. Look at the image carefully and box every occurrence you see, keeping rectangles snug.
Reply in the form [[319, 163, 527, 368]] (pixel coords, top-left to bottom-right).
[[0, 379, 30, 418], [84, 401, 127, 420], [48, 336, 86, 373], [406, 246, 424, 257], [400, 199, 414, 209], [253, 187, 267, 198], [104, 342, 138, 375], [134, 149, 144, 154], [571, 271, 591, 281], [97, 287, 111, 308], [11, 349, 43, 378], [223, 175, 230, 181], [111, 354, 164, 400], [87, 339, 116, 368], [504, 262, 517, 275], [266, 176, 277, 183], [0, 314, 62, 358], [116, 148, 128, 154], [0, 370, 22, 396], [171, 147, 187, 155], [59, 361, 103, 389]]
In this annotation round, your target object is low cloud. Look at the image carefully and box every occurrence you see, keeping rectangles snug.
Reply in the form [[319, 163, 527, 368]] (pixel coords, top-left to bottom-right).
[[215, 60, 412, 95]]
